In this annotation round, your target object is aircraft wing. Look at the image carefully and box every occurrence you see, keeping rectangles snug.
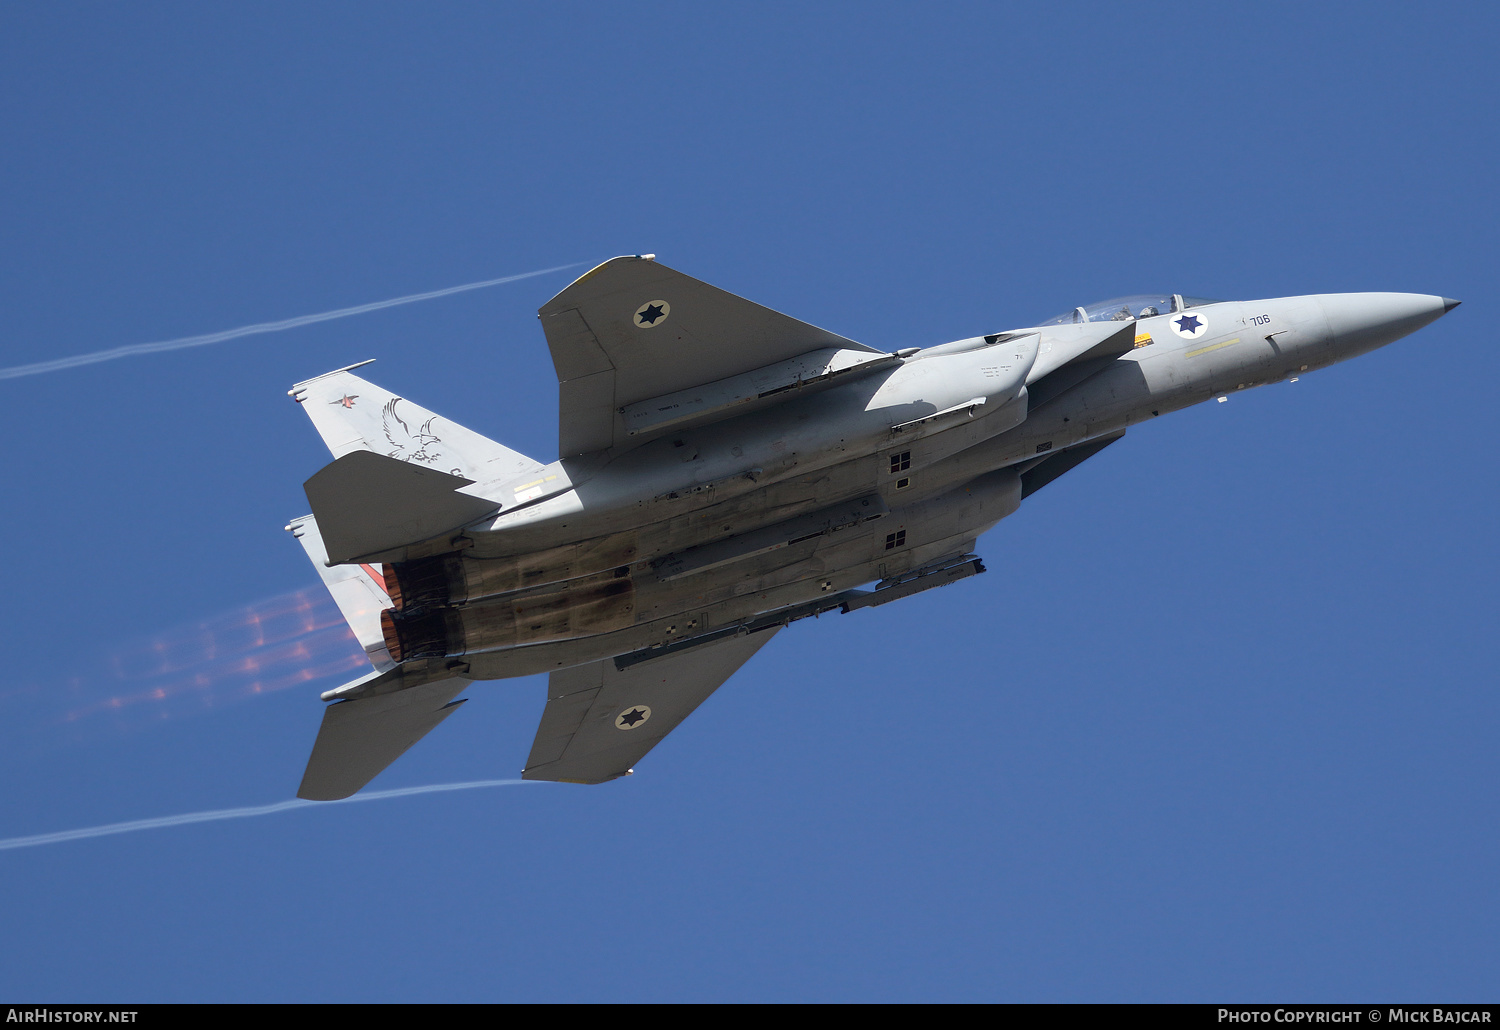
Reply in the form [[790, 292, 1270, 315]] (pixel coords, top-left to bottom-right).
[[1017, 430, 1125, 498], [539, 256, 882, 456], [522, 628, 781, 783]]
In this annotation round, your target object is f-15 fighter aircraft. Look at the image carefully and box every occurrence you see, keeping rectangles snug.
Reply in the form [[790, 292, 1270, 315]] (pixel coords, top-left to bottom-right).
[[285, 255, 1458, 799]]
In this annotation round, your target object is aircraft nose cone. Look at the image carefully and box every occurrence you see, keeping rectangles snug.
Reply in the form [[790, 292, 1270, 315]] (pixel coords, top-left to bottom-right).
[[1443, 297, 1462, 312], [1317, 293, 1452, 357]]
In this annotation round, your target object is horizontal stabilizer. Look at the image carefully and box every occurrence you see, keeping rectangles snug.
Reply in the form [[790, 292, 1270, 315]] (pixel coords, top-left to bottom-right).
[[290, 365, 546, 485], [523, 629, 779, 784], [304, 450, 501, 565], [297, 674, 470, 800], [539, 255, 882, 455]]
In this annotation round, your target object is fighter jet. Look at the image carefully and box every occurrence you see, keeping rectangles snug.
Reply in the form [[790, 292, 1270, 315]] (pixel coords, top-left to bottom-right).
[[284, 255, 1458, 799]]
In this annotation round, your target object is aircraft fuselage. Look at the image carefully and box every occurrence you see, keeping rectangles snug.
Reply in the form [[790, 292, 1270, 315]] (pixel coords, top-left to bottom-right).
[[376, 292, 1452, 679]]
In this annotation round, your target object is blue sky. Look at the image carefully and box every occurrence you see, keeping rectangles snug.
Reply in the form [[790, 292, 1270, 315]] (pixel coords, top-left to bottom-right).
[[0, 2, 1495, 1002]]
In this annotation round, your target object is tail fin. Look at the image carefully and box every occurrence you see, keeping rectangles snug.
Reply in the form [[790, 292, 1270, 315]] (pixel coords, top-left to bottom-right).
[[286, 513, 396, 672], [289, 362, 546, 484]]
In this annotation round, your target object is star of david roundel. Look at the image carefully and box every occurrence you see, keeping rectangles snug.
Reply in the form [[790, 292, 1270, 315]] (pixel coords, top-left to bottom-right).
[[1170, 311, 1209, 340], [634, 300, 671, 329], [614, 705, 653, 730]]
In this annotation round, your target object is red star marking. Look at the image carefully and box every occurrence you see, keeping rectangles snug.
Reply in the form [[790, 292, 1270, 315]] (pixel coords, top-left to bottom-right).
[[336, 395, 358, 408]]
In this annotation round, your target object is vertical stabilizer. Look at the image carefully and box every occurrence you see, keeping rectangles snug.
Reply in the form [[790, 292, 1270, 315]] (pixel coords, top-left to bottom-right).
[[289, 364, 545, 485], [286, 513, 395, 671]]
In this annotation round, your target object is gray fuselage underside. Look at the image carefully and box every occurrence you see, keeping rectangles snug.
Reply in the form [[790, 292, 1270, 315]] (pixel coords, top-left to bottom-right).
[[437, 292, 1444, 680]]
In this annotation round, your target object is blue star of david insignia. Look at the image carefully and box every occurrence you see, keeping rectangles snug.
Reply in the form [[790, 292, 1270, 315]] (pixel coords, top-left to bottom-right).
[[619, 708, 647, 727], [637, 304, 665, 326], [1176, 315, 1202, 334]]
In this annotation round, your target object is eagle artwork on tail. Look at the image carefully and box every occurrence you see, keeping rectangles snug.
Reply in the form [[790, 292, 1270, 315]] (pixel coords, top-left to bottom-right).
[[382, 397, 445, 466]]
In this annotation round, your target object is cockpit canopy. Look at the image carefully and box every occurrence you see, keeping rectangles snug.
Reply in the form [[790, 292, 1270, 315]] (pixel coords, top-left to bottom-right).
[[1041, 294, 1224, 326]]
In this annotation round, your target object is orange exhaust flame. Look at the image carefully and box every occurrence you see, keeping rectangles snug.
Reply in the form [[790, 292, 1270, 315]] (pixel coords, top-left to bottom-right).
[[2, 587, 371, 747]]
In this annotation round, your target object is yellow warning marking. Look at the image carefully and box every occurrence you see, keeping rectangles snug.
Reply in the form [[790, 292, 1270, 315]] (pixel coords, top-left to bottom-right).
[[513, 474, 559, 493], [1134, 333, 1153, 348], [1185, 336, 1241, 359]]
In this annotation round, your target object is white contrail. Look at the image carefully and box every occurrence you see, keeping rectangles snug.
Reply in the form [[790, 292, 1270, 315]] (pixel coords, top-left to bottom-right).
[[0, 778, 538, 852], [0, 262, 584, 381]]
